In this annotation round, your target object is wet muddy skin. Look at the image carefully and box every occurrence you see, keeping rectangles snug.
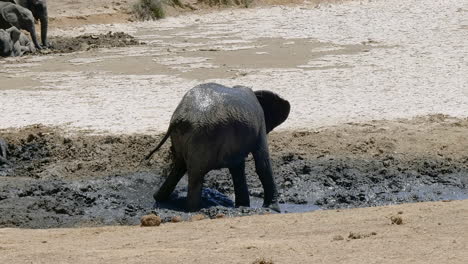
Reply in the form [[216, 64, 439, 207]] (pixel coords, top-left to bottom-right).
[[1, 118, 467, 228]]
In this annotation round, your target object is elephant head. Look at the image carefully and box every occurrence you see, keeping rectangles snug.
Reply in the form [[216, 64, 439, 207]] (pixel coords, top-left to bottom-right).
[[0, 2, 41, 49], [254, 90, 291, 133], [0, 26, 21, 56]]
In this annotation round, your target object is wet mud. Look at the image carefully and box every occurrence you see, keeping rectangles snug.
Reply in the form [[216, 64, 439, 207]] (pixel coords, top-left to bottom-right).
[[0, 115, 467, 228], [45, 32, 140, 54]]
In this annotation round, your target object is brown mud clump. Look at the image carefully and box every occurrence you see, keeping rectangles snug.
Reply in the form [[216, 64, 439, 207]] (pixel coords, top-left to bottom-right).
[[348, 232, 377, 240], [141, 214, 162, 227], [332, 235, 344, 241], [171, 216, 182, 223], [215, 213, 225, 219], [252, 258, 274, 264], [48, 32, 141, 54], [391, 216, 403, 225], [190, 214, 206, 221]]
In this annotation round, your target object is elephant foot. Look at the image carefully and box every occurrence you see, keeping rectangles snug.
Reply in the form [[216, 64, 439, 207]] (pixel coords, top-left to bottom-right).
[[263, 202, 281, 213], [153, 191, 169, 202]]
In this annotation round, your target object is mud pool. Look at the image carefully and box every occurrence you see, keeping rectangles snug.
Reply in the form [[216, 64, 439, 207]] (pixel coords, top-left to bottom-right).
[[1, 117, 467, 228]]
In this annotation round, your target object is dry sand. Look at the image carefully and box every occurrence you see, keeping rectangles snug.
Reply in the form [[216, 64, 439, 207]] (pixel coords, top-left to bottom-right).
[[0, 200, 467, 263]]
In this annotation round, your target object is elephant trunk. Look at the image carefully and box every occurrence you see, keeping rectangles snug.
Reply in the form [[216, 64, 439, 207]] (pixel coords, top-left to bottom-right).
[[28, 23, 41, 49], [39, 6, 47, 47]]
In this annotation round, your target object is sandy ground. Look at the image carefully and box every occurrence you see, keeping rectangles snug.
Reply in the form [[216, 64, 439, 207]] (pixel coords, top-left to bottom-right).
[[0, 0, 467, 262], [1, 200, 467, 263], [1, 0, 466, 134]]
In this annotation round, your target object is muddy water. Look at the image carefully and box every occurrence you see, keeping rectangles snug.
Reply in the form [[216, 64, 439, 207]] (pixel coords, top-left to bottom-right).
[[1, 116, 467, 228]]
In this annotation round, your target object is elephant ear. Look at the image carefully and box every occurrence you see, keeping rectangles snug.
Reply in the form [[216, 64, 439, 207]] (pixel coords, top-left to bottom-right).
[[1, 4, 20, 27], [7, 26, 20, 42], [254, 90, 290, 133]]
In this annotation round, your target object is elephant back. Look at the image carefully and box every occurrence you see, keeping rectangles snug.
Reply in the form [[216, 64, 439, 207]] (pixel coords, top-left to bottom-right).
[[172, 83, 263, 129]]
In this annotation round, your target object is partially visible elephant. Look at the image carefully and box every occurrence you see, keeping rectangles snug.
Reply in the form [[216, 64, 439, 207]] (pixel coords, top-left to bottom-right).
[[0, 26, 20, 56], [0, 26, 34, 56], [15, 0, 48, 48], [16, 26, 35, 53], [0, 1, 41, 49], [144, 83, 291, 212]]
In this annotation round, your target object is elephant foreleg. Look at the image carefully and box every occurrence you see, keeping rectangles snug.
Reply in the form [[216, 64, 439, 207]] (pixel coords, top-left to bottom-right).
[[154, 159, 186, 202], [252, 138, 280, 212], [229, 161, 250, 207]]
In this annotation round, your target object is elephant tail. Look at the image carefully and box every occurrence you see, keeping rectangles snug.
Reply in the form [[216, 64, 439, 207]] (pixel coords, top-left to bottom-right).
[[143, 128, 171, 161]]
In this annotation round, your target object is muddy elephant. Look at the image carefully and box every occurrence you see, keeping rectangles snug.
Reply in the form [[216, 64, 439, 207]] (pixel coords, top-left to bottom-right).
[[145, 83, 291, 212], [0, 26, 34, 56], [0, 26, 19, 56], [1, 25, 35, 56], [0, 1, 41, 49]]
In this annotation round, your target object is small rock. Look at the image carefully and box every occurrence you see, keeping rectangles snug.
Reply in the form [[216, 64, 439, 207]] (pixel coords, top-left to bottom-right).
[[390, 216, 403, 225], [171, 216, 182, 223], [215, 213, 225, 219], [348, 232, 362, 239], [140, 214, 161, 227], [332, 235, 344, 241], [190, 214, 205, 221]]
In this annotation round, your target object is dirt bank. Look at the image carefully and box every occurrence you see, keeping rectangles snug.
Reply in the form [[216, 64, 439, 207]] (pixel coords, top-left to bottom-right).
[[1, 115, 467, 228], [0, 200, 466, 263], [45, 0, 350, 29], [47, 32, 141, 54]]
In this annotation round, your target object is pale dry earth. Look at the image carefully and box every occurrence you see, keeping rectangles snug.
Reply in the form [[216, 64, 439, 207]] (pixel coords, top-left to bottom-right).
[[0, 200, 467, 264], [0, 0, 467, 134]]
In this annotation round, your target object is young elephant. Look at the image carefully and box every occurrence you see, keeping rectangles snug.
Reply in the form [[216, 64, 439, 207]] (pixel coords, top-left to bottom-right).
[[145, 83, 290, 212], [12, 0, 48, 48], [0, 1, 41, 49], [0, 26, 19, 56], [0, 26, 33, 56]]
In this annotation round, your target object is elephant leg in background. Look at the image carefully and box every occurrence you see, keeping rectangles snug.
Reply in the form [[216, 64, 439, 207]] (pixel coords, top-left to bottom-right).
[[0, 138, 10, 165], [252, 137, 280, 212], [153, 158, 186, 202], [229, 161, 250, 207]]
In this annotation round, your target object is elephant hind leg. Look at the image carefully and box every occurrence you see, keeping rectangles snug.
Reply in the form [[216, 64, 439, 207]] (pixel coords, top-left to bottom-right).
[[229, 161, 250, 207], [154, 158, 186, 202], [186, 168, 207, 212]]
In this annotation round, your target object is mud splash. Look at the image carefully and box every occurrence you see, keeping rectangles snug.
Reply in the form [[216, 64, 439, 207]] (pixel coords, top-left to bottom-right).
[[0, 115, 467, 228]]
